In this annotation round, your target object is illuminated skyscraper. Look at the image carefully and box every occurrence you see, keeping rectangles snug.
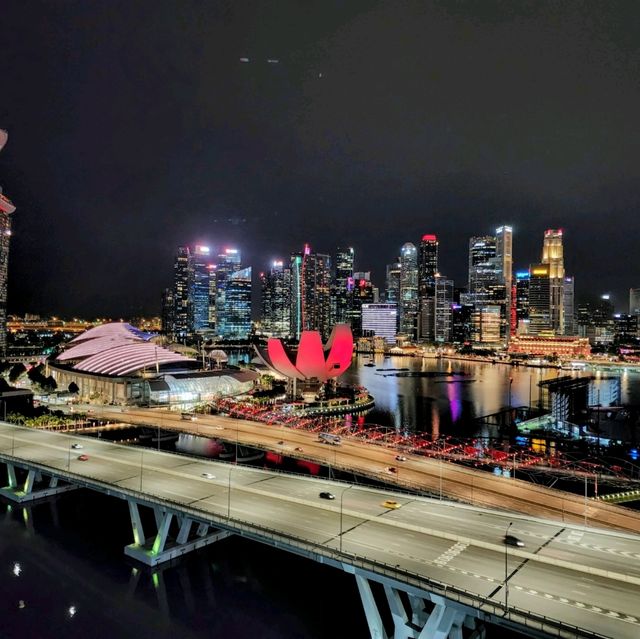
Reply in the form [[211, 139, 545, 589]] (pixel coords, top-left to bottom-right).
[[563, 276, 575, 335], [220, 267, 252, 338], [433, 275, 454, 343], [541, 229, 565, 333], [333, 246, 354, 325], [399, 242, 418, 338], [630, 288, 640, 316], [528, 264, 551, 334], [291, 244, 331, 339], [0, 130, 15, 356], [418, 235, 438, 296], [385, 260, 401, 304], [348, 273, 375, 337], [514, 271, 530, 333], [418, 234, 438, 341], [261, 260, 291, 337], [190, 245, 212, 333], [468, 236, 499, 304], [215, 248, 242, 336], [289, 251, 303, 339], [173, 246, 191, 339]]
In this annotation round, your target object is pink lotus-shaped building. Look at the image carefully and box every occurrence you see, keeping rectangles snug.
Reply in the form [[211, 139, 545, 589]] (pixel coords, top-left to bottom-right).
[[259, 324, 354, 382]]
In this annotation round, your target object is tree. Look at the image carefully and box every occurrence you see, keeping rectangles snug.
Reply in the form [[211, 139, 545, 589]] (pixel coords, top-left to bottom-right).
[[9, 363, 26, 383], [68, 382, 79, 394]]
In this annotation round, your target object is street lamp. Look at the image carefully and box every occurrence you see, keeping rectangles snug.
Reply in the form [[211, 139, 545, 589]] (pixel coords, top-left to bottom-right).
[[227, 465, 233, 520], [339, 484, 354, 553], [504, 521, 513, 614]]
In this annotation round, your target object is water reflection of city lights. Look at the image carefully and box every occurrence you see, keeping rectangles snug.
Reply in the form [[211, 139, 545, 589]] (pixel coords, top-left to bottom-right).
[[12, 562, 21, 577]]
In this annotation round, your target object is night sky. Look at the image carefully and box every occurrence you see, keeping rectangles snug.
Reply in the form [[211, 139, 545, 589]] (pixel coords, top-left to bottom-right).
[[1, 1, 639, 317]]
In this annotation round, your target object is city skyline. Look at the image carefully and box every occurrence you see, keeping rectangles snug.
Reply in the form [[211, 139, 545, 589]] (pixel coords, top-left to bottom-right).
[[1, 2, 639, 317]]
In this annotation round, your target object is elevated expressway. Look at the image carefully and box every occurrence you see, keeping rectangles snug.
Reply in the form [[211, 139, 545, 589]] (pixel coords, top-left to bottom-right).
[[1, 421, 640, 639], [89, 406, 640, 535]]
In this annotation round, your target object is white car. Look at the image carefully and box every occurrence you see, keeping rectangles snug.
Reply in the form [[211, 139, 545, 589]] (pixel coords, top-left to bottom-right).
[[201, 473, 215, 479], [71, 444, 83, 449]]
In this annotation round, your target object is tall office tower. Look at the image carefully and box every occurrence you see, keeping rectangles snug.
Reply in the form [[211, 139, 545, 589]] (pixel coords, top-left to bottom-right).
[[161, 288, 175, 337], [190, 245, 212, 333], [495, 226, 513, 289], [207, 264, 217, 332], [289, 251, 303, 339], [333, 247, 354, 325], [528, 264, 551, 334], [468, 236, 498, 304], [541, 229, 565, 333], [215, 248, 242, 336], [418, 234, 438, 341], [349, 274, 375, 337], [471, 306, 502, 345], [220, 267, 252, 338], [399, 242, 418, 338], [450, 303, 474, 344], [385, 261, 401, 303], [0, 130, 16, 356], [418, 234, 438, 295], [296, 244, 331, 338], [260, 260, 291, 337], [173, 246, 192, 339], [514, 271, 530, 334], [562, 276, 576, 335], [496, 225, 513, 336], [433, 275, 454, 343], [630, 288, 640, 316], [362, 303, 397, 344]]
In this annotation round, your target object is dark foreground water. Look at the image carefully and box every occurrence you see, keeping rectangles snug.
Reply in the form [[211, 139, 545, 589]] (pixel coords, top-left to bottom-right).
[[343, 355, 640, 438], [0, 491, 368, 639]]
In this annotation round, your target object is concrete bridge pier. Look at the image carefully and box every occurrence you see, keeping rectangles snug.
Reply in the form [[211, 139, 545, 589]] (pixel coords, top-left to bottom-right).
[[352, 571, 481, 639], [124, 499, 231, 567], [0, 464, 77, 502]]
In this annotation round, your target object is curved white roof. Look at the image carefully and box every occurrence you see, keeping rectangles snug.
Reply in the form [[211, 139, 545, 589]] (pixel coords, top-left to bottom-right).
[[73, 343, 194, 376], [58, 335, 143, 361], [69, 322, 153, 344]]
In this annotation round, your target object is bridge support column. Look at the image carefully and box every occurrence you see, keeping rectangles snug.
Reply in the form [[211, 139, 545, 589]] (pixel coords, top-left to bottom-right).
[[352, 572, 476, 639], [0, 465, 77, 503], [355, 574, 388, 639], [124, 500, 231, 567]]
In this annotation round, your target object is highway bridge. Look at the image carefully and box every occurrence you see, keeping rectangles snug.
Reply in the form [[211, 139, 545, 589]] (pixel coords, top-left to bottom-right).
[[1, 421, 640, 639], [82, 406, 640, 535]]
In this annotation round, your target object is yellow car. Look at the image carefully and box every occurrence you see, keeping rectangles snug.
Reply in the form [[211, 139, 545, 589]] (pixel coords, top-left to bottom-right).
[[381, 500, 401, 509]]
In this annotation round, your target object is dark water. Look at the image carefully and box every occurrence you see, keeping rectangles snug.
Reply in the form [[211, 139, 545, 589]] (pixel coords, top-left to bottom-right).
[[0, 492, 368, 639], [342, 355, 640, 438]]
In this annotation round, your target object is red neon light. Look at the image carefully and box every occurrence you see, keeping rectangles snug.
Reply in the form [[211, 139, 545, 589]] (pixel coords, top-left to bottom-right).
[[422, 234, 437, 241]]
